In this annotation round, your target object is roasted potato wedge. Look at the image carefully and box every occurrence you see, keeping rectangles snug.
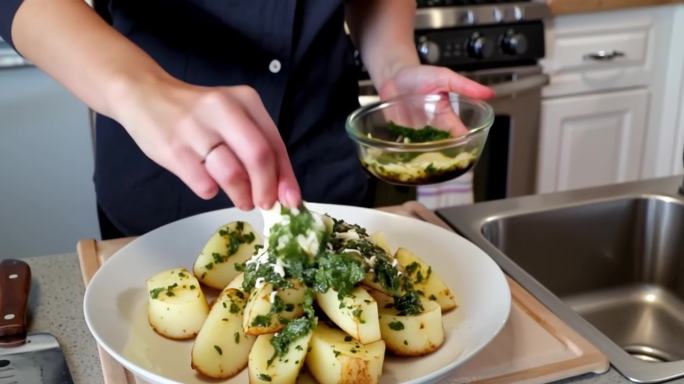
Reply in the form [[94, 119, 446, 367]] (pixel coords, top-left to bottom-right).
[[226, 273, 245, 290], [194, 221, 261, 290], [374, 294, 444, 356], [191, 288, 255, 378], [248, 326, 313, 384], [395, 247, 457, 312], [306, 322, 385, 384], [146, 268, 209, 340], [369, 231, 391, 255], [316, 286, 381, 344], [243, 281, 306, 335]]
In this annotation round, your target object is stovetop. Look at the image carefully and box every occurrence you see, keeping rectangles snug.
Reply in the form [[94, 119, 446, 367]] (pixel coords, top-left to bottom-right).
[[417, 0, 532, 7]]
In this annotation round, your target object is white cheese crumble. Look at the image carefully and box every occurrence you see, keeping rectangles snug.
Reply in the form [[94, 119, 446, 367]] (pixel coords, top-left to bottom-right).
[[246, 251, 270, 267], [269, 291, 278, 303], [335, 229, 360, 241], [296, 231, 320, 256], [391, 259, 398, 267], [255, 277, 266, 289], [273, 258, 286, 278], [342, 248, 362, 255]]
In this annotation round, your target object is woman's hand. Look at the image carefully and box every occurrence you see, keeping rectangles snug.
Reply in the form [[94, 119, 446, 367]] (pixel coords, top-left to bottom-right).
[[111, 77, 301, 211], [379, 64, 494, 100], [378, 65, 495, 136]]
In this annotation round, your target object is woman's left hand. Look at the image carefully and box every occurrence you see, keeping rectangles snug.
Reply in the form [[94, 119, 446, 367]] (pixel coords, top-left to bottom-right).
[[377, 65, 495, 136], [379, 64, 495, 100]]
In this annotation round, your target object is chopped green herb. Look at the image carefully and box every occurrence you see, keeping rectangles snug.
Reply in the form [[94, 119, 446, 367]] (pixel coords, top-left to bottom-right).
[[229, 302, 240, 314], [388, 320, 405, 331], [344, 335, 353, 342], [257, 373, 272, 382], [234, 331, 240, 344], [403, 340, 408, 346], [189, 285, 196, 290], [252, 315, 272, 328], [149, 287, 165, 299], [429, 294, 437, 301], [214, 345, 222, 355], [425, 163, 436, 175], [416, 269, 424, 283], [387, 121, 451, 143], [333, 350, 341, 357], [205, 262, 214, 270]]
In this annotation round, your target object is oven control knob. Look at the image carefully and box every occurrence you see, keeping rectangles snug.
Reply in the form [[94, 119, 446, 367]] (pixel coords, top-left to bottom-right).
[[467, 33, 494, 59], [501, 33, 528, 55], [417, 39, 441, 64]]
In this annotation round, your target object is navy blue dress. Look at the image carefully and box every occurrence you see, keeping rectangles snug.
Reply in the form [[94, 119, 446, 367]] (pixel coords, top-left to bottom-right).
[[1, 1, 371, 236]]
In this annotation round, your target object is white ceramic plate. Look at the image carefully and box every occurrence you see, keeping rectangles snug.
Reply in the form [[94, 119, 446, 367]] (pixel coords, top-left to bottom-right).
[[84, 203, 510, 384]]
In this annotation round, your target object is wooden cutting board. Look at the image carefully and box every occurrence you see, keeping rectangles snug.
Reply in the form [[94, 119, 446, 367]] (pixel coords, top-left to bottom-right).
[[77, 202, 609, 384]]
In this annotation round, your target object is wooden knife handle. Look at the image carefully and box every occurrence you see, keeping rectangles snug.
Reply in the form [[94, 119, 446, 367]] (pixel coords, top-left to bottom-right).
[[0, 259, 31, 346]]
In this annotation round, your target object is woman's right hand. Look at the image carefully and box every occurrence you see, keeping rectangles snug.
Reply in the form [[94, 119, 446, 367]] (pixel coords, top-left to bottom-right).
[[110, 77, 301, 211]]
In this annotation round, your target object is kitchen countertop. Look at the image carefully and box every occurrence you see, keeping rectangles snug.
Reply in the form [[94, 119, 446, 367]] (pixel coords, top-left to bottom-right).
[[547, 0, 684, 15], [22, 251, 684, 384]]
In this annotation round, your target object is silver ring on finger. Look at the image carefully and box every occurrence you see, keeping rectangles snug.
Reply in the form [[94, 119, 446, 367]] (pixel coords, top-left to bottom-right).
[[201, 142, 223, 164]]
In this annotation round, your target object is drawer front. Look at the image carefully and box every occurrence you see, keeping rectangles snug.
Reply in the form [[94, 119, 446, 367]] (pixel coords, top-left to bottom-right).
[[541, 6, 671, 97], [550, 28, 648, 74]]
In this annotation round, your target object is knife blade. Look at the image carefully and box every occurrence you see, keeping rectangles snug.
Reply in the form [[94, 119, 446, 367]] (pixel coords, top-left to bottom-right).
[[0, 259, 74, 384]]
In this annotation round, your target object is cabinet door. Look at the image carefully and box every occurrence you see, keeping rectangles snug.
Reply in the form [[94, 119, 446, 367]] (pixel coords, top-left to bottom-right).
[[537, 88, 648, 193]]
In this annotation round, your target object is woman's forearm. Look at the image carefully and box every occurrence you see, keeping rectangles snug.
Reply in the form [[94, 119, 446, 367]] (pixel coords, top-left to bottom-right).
[[345, 0, 419, 91], [11, 0, 173, 119]]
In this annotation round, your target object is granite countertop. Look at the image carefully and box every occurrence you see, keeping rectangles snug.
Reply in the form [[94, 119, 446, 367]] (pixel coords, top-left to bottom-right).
[[22, 253, 104, 384], [19, 252, 684, 384], [547, 0, 684, 15]]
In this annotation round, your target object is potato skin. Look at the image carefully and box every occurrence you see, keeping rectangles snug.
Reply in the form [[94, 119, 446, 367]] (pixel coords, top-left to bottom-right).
[[395, 247, 457, 312], [191, 288, 255, 379], [146, 268, 208, 340], [193, 221, 261, 290], [306, 323, 385, 384]]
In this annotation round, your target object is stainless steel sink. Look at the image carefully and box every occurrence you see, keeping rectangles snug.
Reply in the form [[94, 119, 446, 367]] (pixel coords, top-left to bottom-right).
[[438, 176, 684, 383]]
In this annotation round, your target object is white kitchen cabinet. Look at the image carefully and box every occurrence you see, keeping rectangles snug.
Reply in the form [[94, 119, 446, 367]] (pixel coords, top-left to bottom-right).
[[540, 4, 684, 192], [537, 88, 648, 193]]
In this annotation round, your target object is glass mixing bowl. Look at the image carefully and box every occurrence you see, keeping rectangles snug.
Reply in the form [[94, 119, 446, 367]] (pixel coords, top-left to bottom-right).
[[346, 93, 494, 186]]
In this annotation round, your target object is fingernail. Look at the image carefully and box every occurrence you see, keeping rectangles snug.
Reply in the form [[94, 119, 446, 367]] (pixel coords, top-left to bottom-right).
[[238, 204, 253, 211], [286, 188, 300, 208]]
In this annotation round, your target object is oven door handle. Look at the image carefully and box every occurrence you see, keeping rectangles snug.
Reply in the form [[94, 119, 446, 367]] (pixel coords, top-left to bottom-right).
[[489, 73, 549, 99]]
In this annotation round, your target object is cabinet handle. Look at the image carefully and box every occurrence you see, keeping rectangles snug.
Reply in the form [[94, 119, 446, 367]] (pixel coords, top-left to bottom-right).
[[582, 50, 626, 62]]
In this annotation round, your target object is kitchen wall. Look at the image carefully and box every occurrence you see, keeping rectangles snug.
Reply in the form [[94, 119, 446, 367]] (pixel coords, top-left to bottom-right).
[[0, 58, 100, 258]]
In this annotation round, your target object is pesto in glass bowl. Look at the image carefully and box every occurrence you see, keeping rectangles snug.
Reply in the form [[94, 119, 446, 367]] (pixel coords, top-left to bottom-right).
[[346, 93, 494, 186]]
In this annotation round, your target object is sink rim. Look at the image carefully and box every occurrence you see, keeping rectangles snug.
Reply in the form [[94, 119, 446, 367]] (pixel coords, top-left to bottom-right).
[[479, 193, 684, 230], [437, 176, 684, 383]]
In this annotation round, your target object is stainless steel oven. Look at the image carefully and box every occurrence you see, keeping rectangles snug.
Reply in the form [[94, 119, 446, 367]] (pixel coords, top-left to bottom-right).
[[467, 65, 548, 201], [359, 1, 550, 206]]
